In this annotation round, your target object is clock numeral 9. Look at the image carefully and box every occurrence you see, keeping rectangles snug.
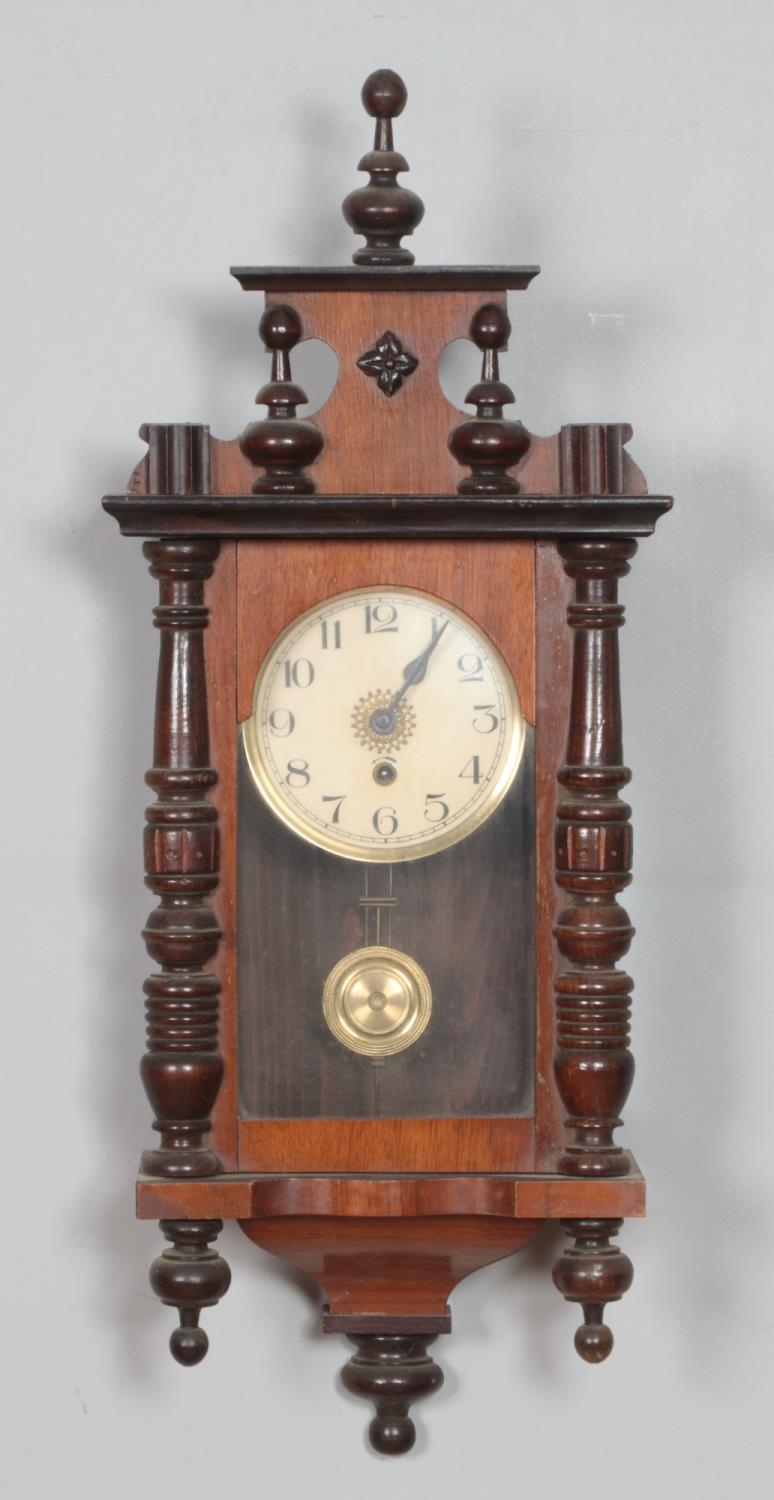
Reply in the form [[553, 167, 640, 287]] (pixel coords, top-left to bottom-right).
[[459, 755, 481, 784], [424, 792, 449, 825], [268, 708, 295, 737], [282, 658, 315, 688], [457, 652, 484, 682], [472, 705, 498, 734], [285, 759, 311, 788], [364, 602, 399, 634], [373, 806, 398, 836]]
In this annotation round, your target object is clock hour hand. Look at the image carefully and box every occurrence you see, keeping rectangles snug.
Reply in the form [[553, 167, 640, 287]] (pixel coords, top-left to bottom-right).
[[370, 620, 448, 736]]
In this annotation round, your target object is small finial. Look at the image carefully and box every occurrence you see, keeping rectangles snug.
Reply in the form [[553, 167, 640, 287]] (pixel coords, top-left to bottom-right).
[[342, 69, 425, 267], [448, 304, 530, 494], [239, 304, 324, 494]]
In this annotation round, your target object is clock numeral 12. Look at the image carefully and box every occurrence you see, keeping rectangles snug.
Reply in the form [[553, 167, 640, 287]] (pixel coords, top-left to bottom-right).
[[364, 602, 399, 634]]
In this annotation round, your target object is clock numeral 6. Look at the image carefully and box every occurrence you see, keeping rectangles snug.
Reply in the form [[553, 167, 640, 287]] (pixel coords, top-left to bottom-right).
[[472, 705, 498, 734], [424, 792, 449, 824], [459, 755, 481, 784], [372, 806, 398, 835], [268, 708, 295, 737], [282, 658, 315, 688], [364, 602, 399, 634], [457, 652, 484, 682], [285, 759, 311, 788]]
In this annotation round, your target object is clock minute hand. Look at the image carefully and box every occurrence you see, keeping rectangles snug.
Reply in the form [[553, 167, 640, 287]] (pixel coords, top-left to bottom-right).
[[388, 620, 449, 711]]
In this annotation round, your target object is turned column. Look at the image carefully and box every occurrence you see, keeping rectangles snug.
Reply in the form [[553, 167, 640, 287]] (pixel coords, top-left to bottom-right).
[[553, 537, 637, 1177], [140, 529, 224, 1178]]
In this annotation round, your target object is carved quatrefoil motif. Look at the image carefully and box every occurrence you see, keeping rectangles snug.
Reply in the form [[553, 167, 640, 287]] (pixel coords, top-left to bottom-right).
[[357, 330, 419, 397]]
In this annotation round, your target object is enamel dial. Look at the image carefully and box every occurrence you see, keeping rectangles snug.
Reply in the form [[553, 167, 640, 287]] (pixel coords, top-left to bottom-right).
[[242, 585, 525, 862]]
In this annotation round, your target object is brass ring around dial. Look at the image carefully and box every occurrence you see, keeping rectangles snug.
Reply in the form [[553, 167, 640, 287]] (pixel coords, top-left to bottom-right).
[[322, 946, 432, 1058]]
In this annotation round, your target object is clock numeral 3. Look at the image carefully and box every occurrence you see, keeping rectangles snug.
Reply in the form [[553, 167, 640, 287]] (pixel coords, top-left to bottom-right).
[[472, 705, 498, 734], [285, 759, 311, 788], [282, 658, 315, 688]]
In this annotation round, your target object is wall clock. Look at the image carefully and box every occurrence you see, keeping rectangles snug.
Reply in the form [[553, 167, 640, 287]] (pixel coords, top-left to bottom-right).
[[104, 69, 672, 1455]]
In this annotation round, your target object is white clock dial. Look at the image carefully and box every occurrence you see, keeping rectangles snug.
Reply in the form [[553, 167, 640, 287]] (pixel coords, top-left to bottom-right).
[[242, 586, 525, 862]]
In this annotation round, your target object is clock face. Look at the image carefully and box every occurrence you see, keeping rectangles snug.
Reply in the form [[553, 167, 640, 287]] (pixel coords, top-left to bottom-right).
[[242, 585, 525, 861]]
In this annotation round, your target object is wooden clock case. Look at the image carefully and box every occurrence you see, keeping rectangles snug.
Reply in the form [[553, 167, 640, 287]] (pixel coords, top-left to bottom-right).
[[104, 70, 671, 1454]]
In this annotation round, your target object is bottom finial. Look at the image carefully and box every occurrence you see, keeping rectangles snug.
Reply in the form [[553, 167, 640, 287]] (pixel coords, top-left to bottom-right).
[[341, 1332, 444, 1455], [149, 1219, 231, 1365], [552, 1218, 633, 1364]]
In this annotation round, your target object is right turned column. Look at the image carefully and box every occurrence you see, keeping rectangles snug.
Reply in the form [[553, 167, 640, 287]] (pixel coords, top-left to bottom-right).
[[553, 538, 637, 1177]]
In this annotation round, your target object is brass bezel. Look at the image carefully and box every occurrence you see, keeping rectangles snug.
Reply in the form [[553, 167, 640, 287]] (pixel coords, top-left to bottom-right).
[[241, 584, 525, 862]]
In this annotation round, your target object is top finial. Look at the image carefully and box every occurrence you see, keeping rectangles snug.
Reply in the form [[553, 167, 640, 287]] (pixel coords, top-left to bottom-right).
[[342, 69, 425, 267]]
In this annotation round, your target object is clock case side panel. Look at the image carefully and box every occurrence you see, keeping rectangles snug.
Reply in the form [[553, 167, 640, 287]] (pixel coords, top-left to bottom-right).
[[534, 542, 573, 1168], [206, 541, 239, 1169], [231, 537, 538, 1174]]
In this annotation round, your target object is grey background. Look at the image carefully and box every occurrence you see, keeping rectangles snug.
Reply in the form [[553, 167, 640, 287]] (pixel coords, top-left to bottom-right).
[[3, 1, 772, 1495]]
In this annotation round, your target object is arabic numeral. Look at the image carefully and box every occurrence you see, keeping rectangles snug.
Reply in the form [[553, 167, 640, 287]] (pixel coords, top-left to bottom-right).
[[268, 708, 295, 737], [372, 806, 398, 836], [472, 705, 498, 734], [320, 619, 342, 650], [459, 755, 481, 784], [364, 602, 399, 634], [457, 652, 484, 682], [424, 792, 449, 825], [285, 759, 310, 788], [321, 794, 346, 825], [282, 658, 315, 688]]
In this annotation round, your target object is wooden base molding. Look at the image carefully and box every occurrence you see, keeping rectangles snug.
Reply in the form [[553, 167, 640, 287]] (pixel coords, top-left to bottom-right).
[[137, 1166, 644, 1222]]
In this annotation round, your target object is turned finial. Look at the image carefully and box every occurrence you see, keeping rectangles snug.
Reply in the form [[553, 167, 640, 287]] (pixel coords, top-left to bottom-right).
[[149, 1220, 232, 1367], [552, 1219, 634, 1363], [239, 305, 324, 494], [448, 304, 530, 494], [342, 69, 425, 266], [341, 1333, 444, 1455]]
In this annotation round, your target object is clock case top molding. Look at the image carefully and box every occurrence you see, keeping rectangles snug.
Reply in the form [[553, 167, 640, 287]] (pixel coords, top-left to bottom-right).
[[104, 69, 671, 1455]]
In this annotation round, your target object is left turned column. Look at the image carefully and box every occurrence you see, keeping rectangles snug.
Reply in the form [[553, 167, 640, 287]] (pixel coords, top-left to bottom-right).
[[141, 535, 224, 1179], [139, 466, 231, 1360]]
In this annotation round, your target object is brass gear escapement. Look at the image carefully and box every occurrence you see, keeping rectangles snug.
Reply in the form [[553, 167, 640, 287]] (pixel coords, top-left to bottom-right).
[[351, 690, 416, 754], [322, 946, 432, 1058]]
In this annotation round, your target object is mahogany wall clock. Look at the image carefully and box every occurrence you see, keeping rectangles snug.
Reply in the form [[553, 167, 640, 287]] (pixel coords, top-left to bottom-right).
[[104, 69, 672, 1455]]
